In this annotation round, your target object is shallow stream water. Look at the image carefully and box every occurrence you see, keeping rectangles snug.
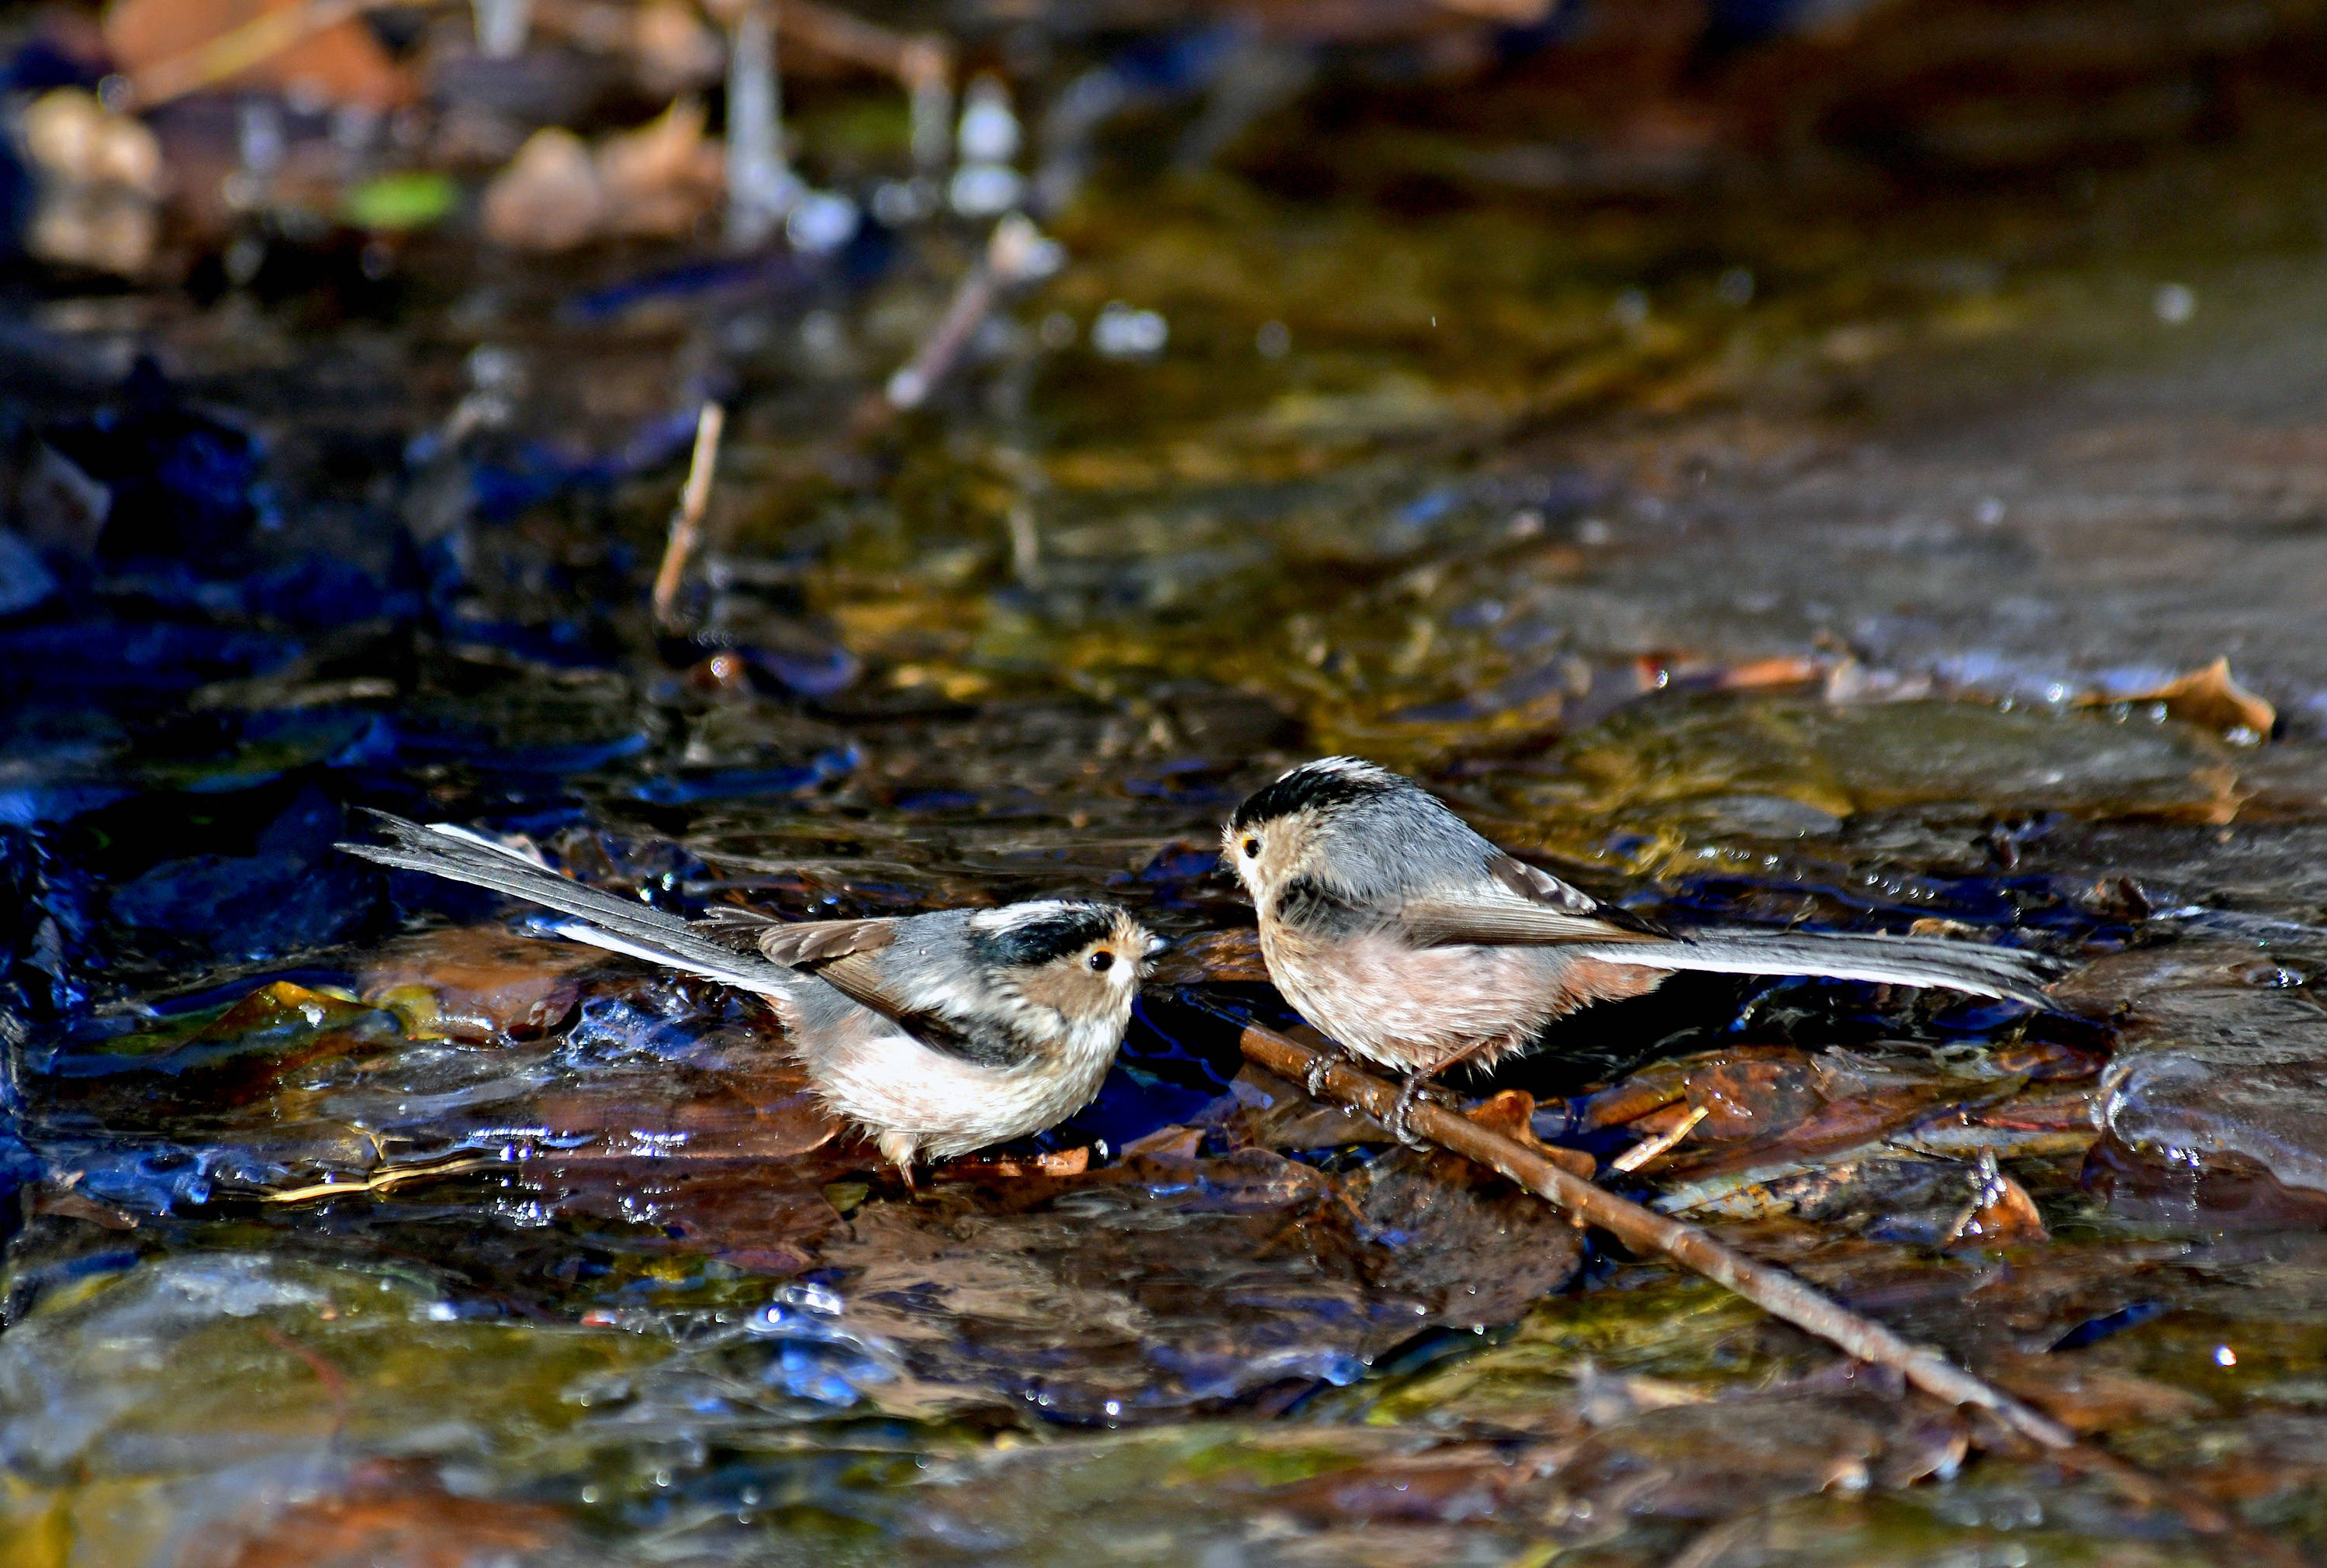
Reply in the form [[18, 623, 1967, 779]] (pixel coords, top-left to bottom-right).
[[12, 15, 2327, 1561]]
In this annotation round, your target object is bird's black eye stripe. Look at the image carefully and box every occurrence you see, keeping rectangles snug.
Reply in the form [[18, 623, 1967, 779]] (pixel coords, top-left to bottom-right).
[[1242, 838, 1260, 858], [970, 904, 1120, 967], [1087, 950, 1114, 972]]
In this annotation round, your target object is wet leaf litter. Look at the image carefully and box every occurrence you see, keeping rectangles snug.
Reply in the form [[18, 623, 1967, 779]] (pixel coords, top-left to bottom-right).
[[12, 0, 2327, 1562]]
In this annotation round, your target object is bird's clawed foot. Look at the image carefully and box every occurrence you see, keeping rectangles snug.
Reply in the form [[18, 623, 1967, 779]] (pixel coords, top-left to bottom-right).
[[877, 1131, 920, 1195], [1303, 1052, 1338, 1099], [1388, 1070, 1437, 1148]]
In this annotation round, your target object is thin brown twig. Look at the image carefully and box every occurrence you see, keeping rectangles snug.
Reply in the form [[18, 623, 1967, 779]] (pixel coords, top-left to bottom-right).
[[263, 1153, 503, 1204], [1203, 1005, 2277, 1549], [863, 264, 997, 429], [1610, 1103, 1705, 1173], [652, 402, 727, 623], [853, 215, 1056, 437], [258, 1323, 352, 1433], [780, 0, 949, 87]]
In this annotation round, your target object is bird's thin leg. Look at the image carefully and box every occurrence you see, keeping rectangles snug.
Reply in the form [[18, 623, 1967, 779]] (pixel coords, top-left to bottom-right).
[[1303, 1052, 1338, 1099], [1387, 1039, 1494, 1148]]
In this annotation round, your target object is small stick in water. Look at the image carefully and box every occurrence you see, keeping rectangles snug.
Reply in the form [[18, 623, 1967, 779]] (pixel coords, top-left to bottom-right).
[[1610, 1103, 1705, 1173], [859, 214, 1059, 433], [1202, 1004, 2279, 1551], [652, 402, 727, 623]]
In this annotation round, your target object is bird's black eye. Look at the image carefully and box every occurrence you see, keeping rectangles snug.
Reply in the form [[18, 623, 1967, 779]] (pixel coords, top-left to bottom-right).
[[1242, 838, 1260, 858], [1087, 950, 1115, 972]]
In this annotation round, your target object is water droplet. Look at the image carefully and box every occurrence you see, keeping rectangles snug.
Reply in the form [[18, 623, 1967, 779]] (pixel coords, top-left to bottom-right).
[[957, 76, 1022, 164], [785, 191, 859, 254], [948, 164, 1025, 218], [1093, 303, 1167, 358]]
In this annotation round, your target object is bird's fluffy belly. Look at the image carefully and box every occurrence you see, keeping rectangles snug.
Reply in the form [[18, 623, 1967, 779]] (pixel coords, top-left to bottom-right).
[[1266, 929, 1665, 1071], [806, 1020, 1115, 1161]]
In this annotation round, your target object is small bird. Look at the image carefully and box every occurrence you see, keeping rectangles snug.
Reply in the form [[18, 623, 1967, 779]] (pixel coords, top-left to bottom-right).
[[1222, 758, 2060, 1130], [341, 813, 1160, 1176]]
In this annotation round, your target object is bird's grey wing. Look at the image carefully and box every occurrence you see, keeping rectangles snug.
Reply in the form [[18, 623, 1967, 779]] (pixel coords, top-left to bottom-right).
[[339, 812, 802, 1013], [751, 917, 901, 967], [1398, 853, 1672, 947], [703, 907, 1032, 1067], [794, 946, 1039, 1069], [692, 907, 904, 964]]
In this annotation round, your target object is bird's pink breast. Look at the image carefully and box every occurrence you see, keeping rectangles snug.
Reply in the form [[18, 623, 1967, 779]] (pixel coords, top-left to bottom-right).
[[1264, 927, 1665, 1072]]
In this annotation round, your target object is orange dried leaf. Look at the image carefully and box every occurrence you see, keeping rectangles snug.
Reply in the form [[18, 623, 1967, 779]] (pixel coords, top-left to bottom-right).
[[2093, 657, 2274, 741], [105, 0, 413, 110], [931, 1145, 1094, 1179], [360, 925, 593, 1041], [1466, 1089, 1596, 1178], [1946, 1153, 2049, 1246]]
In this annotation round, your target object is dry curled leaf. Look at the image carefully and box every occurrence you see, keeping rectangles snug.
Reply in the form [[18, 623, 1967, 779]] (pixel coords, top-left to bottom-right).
[[1466, 1088, 1594, 1178], [596, 98, 725, 239], [1944, 1151, 2049, 1245], [482, 128, 610, 253], [104, 0, 413, 110], [1119, 1124, 1205, 1161], [2088, 657, 2273, 741]]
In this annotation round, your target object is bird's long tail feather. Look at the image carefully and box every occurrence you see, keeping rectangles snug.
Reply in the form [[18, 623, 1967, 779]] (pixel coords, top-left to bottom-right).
[[1566, 929, 2059, 1008], [339, 811, 795, 996]]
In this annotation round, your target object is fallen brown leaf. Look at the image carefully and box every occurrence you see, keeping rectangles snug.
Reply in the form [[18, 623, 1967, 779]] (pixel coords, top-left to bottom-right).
[[30, 1186, 139, 1229], [361, 924, 595, 1041], [1465, 1089, 1594, 1178], [932, 1146, 1095, 1179], [513, 1156, 849, 1274], [180, 1479, 571, 1568], [482, 128, 610, 252], [1945, 1152, 2049, 1246], [596, 98, 724, 239], [1578, 1047, 1821, 1141], [1260, 1443, 1537, 1524], [2087, 657, 2273, 741], [531, 1058, 844, 1161], [1986, 1352, 2213, 1434], [1119, 1124, 1206, 1161], [105, 0, 413, 110]]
